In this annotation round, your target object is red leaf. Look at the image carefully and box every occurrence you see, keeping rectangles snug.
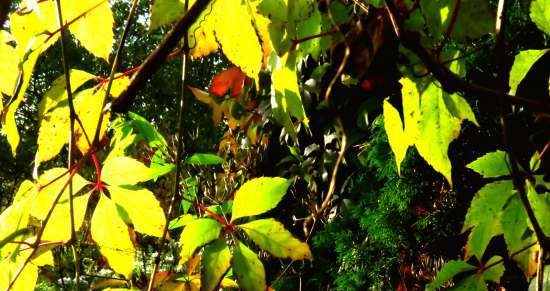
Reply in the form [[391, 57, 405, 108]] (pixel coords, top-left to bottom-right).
[[209, 66, 248, 98]]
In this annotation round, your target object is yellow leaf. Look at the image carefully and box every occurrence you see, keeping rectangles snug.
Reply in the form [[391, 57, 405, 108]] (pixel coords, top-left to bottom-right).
[[91, 194, 136, 278], [0, 41, 19, 97], [187, 1, 218, 58], [36, 105, 70, 164], [109, 185, 166, 237], [41, 192, 91, 242], [213, 0, 263, 80], [31, 168, 90, 220], [178, 219, 221, 264], [383, 100, 409, 175], [239, 218, 312, 261], [102, 156, 173, 186], [74, 88, 110, 153]]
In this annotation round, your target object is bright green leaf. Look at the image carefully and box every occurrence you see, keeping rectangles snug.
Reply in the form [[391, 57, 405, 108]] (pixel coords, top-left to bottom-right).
[[442, 93, 478, 126], [239, 218, 312, 260], [466, 151, 511, 178], [462, 181, 515, 259], [178, 218, 222, 264], [202, 239, 232, 291], [426, 260, 477, 291], [109, 185, 166, 237], [383, 99, 410, 175], [185, 153, 225, 165], [271, 54, 309, 126], [509, 49, 549, 95], [91, 194, 135, 278], [102, 156, 173, 186], [231, 177, 291, 221], [530, 0, 550, 35], [169, 214, 196, 230], [232, 241, 266, 291]]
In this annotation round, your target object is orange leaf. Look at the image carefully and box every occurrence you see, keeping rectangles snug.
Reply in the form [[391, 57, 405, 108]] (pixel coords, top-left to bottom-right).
[[209, 66, 248, 98]]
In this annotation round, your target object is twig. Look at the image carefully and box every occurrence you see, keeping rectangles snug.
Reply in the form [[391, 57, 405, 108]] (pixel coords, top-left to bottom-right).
[[303, 118, 347, 238], [434, 0, 461, 58], [146, 2, 191, 290], [383, 0, 550, 112], [112, 0, 213, 113], [323, 0, 350, 102], [92, 0, 140, 145], [54, 0, 79, 288]]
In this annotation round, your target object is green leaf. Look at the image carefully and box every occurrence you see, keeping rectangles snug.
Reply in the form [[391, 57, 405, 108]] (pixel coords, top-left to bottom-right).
[[466, 151, 511, 178], [508, 50, 549, 95], [108, 185, 166, 237], [232, 241, 266, 291], [202, 239, 232, 291], [0, 181, 35, 257], [169, 214, 196, 230], [102, 156, 173, 186], [91, 194, 135, 278], [442, 92, 478, 126], [482, 256, 504, 283], [527, 177, 550, 234], [231, 177, 291, 221], [149, 0, 189, 31], [383, 99, 410, 175], [530, 0, 550, 35], [239, 218, 312, 260], [449, 275, 487, 291], [415, 82, 462, 185], [462, 181, 515, 259], [128, 112, 169, 152], [426, 260, 477, 291], [178, 218, 222, 264], [185, 153, 225, 165]]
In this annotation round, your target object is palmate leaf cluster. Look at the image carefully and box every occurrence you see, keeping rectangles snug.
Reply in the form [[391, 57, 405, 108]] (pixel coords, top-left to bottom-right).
[[0, 0, 549, 290]]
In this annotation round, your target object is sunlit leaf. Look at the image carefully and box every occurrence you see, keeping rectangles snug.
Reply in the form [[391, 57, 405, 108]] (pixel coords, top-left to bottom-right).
[[383, 100, 409, 175], [0, 181, 35, 257], [232, 241, 266, 291], [214, 0, 263, 80], [178, 218, 222, 264], [231, 177, 291, 221], [74, 88, 110, 153], [31, 168, 90, 220], [91, 194, 135, 278], [68, 0, 114, 60], [239, 218, 312, 260], [102, 156, 173, 186], [508, 49, 549, 95], [109, 185, 166, 237], [530, 0, 550, 35], [426, 260, 476, 291], [466, 151, 511, 178], [462, 181, 515, 259], [41, 192, 91, 242], [202, 239, 231, 291], [0, 40, 19, 97], [169, 214, 196, 230], [185, 153, 225, 165]]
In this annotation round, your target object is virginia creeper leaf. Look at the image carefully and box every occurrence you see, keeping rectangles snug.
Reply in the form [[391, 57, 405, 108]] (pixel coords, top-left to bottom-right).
[[178, 218, 222, 264], [31, 168, 90, 220], [450, 275, 487, 291], [462, 181, 515, 259], [426, 260, 477, 291], [530, 0, 550, 35], [466, 150, 511, 178], [508, 49, 549, 95], [232, 241, 266, 291], [383, 100, 410, 175], [109, 185, 166, 237], [41, 192, 91, 242], [239, 218, 312, 260], [185, 153, 225, 165], [102, 156, 173, 186], [201, 239, 231, 291], [73, 88, 110, 153], [209, 66, 248, 98], [150, 0, 191, 31], [0, 40, 19, 97], [91, 194, 135, 278], [214, 0, 263, 80], [169, 214, 196, 230], [482, 256, 505, 283], [231, 177, 291, 221], [0, 181, 35, 258]]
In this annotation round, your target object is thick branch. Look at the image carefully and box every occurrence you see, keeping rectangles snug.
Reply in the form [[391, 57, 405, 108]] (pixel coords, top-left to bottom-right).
[[111, 0, 212, 112], [383, 0, 550, 112]]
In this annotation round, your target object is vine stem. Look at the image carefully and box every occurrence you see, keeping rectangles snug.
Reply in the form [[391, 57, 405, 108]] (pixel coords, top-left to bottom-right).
[[146, 2, 191, 289], [54, 0, 80, 287], [92, 0, 139, 145]]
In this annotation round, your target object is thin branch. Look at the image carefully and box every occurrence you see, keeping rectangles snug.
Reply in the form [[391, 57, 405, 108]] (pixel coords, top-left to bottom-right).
[[112, 0, 212, 113], [304, 118, 347, 238], [290, 29, 338, 51], [383, 0, 550, 112], [324, 0, 350, 102], [54, 0, 80, 288], [92, 0, 140, 145], [434, 0, 461, 58], [147, 1, 192, 289]]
